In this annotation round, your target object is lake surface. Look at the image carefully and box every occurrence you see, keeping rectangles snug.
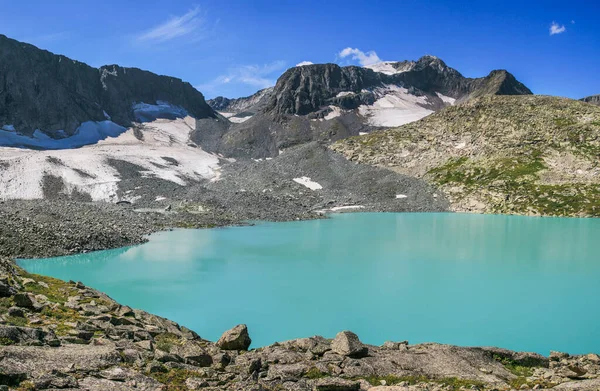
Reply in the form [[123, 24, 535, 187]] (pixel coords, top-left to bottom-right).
[[18, 213, 600, 355]]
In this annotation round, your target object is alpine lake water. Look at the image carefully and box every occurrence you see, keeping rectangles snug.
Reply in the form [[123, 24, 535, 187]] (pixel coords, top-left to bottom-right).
[[18, 212, 600, 355]]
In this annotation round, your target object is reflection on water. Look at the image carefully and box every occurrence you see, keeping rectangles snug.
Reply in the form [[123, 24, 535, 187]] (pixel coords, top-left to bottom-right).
[[18, 213, 600, 354]]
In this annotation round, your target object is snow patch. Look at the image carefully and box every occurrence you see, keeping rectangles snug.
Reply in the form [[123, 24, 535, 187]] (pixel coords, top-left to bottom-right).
[[358, 85, 434, 127], [324, 106, 342, 120], [0, 121, 127, 149], [396, 194, 408, 199], [0, 117, 219, 202], [336, 91, 355, 98], [436, 92, 456, 105], [2, 125, 15, 131], [293, 177, 323, 190], [296, 61, 314, 66], [364, 61, 414, 75], [330, 205, 365, 211], [132, 101, 188, 122]]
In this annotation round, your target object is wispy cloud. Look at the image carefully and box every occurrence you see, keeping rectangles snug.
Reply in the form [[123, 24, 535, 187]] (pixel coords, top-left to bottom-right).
[[549, 21, 566, 35], [197, 61, 286, 96], [338, 47, 381, 66], [296, 61, 314, 66], [136, 7, 205, 43]]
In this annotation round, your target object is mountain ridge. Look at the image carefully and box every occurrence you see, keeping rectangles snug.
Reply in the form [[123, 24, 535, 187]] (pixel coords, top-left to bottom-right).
[[0, 34, 216, 139]]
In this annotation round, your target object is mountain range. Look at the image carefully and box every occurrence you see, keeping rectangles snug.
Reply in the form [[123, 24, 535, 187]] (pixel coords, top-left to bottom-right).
[[204, 56, 532, 157]]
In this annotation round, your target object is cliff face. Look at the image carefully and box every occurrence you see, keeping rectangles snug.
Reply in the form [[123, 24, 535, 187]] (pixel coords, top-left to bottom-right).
[[0, 35, 215, 138]]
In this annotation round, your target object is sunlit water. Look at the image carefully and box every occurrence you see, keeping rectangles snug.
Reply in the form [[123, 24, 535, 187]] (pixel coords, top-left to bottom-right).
[[18, 213, 600, 355]]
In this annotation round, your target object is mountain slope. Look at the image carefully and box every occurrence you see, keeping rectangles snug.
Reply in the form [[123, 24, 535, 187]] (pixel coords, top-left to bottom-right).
[[581, 94, 600, 106], [332, 95, 600, 217], [0, 34, 215, 141], [199, 56, 531, 158], [208, 87, 273, 122]]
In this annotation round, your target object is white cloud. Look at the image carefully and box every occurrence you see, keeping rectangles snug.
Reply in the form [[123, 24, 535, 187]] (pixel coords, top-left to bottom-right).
[[197, 61, 286, 95], [296, 61, 314, 66], [549, 21, 566, 35], [136, 7, 204, 43], [338, 47, 381, 66]]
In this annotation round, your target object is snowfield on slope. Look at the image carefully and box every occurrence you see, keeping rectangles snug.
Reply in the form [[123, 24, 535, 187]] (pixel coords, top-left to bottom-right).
[[0, 117, 220, 202], [358, 85, 435, 127]]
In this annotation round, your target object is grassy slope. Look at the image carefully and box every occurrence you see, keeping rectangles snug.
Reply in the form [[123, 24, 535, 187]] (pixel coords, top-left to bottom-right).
[[332, 95, 600, 217]]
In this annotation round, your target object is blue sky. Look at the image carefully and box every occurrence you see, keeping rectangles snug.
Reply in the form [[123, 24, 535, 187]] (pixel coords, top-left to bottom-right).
[[1, 0, 598, 99]]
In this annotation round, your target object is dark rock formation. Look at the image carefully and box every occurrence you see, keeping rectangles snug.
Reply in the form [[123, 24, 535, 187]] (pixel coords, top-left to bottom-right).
[[0, 34, 215, 137], [581, 94, 600, 106]]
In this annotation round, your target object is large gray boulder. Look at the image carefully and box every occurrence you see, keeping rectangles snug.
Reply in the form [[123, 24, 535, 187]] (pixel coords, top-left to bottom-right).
[[216, 324, 252, 351], [331, 331, 368, 358]]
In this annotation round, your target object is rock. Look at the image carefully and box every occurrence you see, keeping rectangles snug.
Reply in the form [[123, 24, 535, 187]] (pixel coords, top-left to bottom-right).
[[7, 307, 25, 317], [312, 377, 360, 390], [13, 293, 35, 309], [146, 360, 168, 373], [331, 331, 368, 358], [381, 341, 408, 350], [186, 377, 209, 390], [550, 351, 570, 361], [116, 305, 135, 317], [75, 281, 86, 289], [154, 349, 183, 363], [0, 280, 13, 297], [100, 367, 128, 381], [217, 324, 252, 351]]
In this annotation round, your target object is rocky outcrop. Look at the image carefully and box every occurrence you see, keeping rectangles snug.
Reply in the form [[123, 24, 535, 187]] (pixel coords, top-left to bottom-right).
[[2, 261, 600, 390], [0, 34, 215, 138], [332, 95, 600, 217], [581, 94, 600, 106]]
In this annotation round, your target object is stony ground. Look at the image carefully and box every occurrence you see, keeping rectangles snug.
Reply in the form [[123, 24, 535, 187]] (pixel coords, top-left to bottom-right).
[[332, 96, 600, 217], [0, 142, 448, 259], [2, 259, 600, 391]]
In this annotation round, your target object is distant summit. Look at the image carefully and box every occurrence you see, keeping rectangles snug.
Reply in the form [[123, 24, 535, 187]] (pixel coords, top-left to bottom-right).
[[581, 95, 600, 106]]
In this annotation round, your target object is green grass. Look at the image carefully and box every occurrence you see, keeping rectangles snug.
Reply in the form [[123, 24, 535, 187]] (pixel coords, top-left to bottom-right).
[[0, 337, 15, 346], [305, 367, 328, 379], [5, 316, 28, 327], [154, 333, 184, 353], [148, 368, 201, 390]]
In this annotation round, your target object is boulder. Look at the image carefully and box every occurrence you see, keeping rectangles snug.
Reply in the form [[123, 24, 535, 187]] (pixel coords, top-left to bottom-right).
[[13, 293, 35, 309], [0, 280, 13, 297], [331, 331, 368, 358], [7, 307, 25, 317], [217, 324, 252, 351]]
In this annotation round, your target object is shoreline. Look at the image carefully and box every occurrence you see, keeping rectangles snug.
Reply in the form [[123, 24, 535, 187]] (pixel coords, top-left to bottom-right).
[[2, 259, 600, 391]]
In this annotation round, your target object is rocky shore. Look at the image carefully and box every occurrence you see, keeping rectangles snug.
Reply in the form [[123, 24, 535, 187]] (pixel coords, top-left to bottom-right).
[[1, 258, 599, 391]]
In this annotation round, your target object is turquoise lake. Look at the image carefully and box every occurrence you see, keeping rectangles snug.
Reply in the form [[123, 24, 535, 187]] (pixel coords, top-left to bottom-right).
[[17, 212, 600, 355]]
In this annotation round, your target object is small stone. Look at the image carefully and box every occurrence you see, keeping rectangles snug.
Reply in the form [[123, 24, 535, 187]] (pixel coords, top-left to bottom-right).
[[146, 360, 167, 373], [550, 351, 569, 360], [331, 331, 368, 358], [75, 281, 85, 289], [21, 278, 35, 286], [217, 324, 252, 351], [100, 367, 127, 381], [185, 377, 209, 390]]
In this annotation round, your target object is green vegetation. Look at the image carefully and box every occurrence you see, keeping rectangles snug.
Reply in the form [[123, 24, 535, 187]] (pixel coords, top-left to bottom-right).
[[155, 332, 184, 353], [5, 316, 27, 327], [305, 367, 328, 379], [147, 368, 201, 390], [0, 337, 15, 346]]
